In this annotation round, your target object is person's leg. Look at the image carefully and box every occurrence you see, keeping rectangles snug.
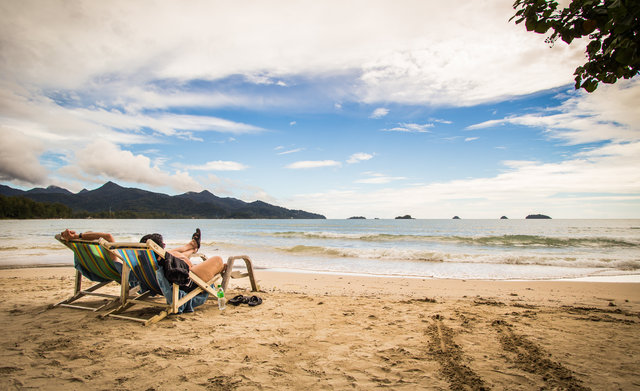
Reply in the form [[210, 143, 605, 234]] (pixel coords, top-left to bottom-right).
[[169, 240, 196, 254], [190, 256, 224, 282], [167, 229, 201, 257]]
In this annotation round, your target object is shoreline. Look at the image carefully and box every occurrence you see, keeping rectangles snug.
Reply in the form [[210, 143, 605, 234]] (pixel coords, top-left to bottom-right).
[[2, 263, 639, 283], [1, 266, 639, 389]]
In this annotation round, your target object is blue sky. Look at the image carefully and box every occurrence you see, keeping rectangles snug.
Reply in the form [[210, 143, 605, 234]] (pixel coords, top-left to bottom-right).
[[1, 1, 639, 218]]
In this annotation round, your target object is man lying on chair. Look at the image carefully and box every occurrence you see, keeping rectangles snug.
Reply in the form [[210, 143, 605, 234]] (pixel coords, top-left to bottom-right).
[[139, 229, 225, 284]]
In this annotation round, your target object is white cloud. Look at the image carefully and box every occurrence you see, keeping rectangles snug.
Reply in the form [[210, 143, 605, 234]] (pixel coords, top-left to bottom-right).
[[182, 161, 248, 171], [69, 140, 202, 192], [347, 153, 374, 164], [0, 126, 47, 184], [285, 160, 342, 169], [465, 137, 478, 142], [467, 80, 640, 145], [382, 122, 433, 133], [370, 108, 389, 119], [0, 0, 586, 107], [204, 173, 272, 202], [277, 148, 304, 155], [289, 121, 297, 126], [73, 109, 265, 137], [355, 172, 406, 184]]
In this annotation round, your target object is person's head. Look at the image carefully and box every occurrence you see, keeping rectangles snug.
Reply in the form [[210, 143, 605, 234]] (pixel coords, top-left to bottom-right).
[[141, 233, 165, 248]]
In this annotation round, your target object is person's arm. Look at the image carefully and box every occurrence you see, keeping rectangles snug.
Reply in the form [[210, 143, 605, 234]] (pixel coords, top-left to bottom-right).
[[60, 229, 115, 242]]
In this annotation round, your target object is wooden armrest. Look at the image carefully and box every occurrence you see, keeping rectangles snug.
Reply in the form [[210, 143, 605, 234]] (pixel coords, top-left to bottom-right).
[[146, 239, 167, 258]]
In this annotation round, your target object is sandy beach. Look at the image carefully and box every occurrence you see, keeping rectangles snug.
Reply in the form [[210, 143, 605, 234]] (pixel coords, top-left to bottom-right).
[[1, 267, 639, 390]]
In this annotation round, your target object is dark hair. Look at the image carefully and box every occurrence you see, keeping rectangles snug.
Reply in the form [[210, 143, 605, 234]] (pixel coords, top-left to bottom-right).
[[141, 233, 165, 248]]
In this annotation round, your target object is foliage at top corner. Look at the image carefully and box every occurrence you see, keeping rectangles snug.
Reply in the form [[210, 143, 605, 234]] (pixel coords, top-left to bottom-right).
[[511, 0, 639, 92]]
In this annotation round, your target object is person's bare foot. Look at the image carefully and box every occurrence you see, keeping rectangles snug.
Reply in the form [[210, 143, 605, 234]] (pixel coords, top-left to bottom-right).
[[192, 228, 201, 251]]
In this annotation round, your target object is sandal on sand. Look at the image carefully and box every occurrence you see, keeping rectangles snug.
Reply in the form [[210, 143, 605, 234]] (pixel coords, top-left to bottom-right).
[[247, 296, 262, 306], [228, 295, 245, 306], [192, 228, 201, 251]]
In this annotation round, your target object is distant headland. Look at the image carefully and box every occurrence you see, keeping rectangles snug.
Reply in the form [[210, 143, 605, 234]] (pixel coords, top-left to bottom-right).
[[0, 182, 326, 219]]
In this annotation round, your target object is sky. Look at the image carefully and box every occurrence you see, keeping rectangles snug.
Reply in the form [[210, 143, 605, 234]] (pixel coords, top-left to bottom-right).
[[1, 0, 639, 219]]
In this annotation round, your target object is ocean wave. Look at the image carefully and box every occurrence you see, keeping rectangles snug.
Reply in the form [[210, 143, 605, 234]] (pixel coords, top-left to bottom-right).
[[268, 231, 639, 248], [0, 244, 65, 252], [276, 244, 640, 270]]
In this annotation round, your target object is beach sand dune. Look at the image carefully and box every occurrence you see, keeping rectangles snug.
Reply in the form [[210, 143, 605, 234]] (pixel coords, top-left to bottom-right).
[[1, 268, 639, 390]]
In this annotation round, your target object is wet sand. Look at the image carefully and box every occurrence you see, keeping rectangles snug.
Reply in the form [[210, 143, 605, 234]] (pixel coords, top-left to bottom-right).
[[1, 267, 639, 390]]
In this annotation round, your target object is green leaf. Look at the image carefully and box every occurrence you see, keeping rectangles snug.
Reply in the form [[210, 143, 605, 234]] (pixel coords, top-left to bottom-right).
[[560, 31, 575, 44], [603, 74, 618, 83], [582, 19, 597, 34], [583, 79, 598, 92], [534, 22, 550, 33], [614, 48, 633, 65], [525, 17, 537, 31], [586, 40, 601, 55]]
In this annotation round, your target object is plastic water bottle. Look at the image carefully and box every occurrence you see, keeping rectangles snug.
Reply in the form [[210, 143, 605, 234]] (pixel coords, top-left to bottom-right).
[[216, 284, 226, 310]]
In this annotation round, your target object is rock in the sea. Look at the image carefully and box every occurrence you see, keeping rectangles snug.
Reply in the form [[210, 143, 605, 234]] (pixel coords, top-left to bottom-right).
[[395, 215, 414, 219], [452, 216, 461, 219], [500, 216, 508, 219], [525, 214, 551, 219]]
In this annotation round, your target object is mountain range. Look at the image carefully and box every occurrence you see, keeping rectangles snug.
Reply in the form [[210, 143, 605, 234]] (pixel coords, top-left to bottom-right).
[[0, 182, 326, 219]]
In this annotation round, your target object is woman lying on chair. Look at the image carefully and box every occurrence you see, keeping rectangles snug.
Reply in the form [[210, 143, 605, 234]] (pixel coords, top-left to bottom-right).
[[61, 229, 115, 247]]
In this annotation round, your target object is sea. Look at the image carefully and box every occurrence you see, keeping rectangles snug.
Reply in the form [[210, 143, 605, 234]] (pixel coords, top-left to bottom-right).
[[1, 219, 639, 282]]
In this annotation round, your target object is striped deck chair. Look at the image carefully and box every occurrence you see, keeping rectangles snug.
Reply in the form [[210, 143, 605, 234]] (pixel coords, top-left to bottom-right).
[[99, 239, 260, 325], [99, 239, 221, 325], [54, 234, 132, 311]]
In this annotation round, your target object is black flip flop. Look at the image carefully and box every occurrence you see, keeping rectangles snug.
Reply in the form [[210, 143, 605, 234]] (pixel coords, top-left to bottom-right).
[[228, 294, 245, 306], [192, 228, 201, 251], [247, 295, 262, 306]]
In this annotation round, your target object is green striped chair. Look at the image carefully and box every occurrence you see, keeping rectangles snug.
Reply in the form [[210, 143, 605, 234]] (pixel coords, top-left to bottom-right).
[[54, 234, 132, 311]]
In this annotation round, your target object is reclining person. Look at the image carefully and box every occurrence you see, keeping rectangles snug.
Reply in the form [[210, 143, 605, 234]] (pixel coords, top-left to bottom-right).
[[140, 230, 225, 313], [59, 229, 128, 283], [140, 230, 224, 283]]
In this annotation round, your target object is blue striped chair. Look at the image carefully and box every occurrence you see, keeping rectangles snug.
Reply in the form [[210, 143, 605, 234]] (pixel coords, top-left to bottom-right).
[[100, 239, 222, 325]]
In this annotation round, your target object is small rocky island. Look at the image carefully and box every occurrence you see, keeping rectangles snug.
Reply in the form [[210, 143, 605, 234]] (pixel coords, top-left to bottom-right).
[[452, 216, 461, 219], [395, 215, 414, 219], [348, 216, 366, 219], [526, 214, 551, 219], [500, 216, 508, 219]]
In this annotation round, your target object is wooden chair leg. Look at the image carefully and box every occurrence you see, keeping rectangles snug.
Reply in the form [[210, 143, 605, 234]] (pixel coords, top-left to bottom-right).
[[222, 255, 259, 292]]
